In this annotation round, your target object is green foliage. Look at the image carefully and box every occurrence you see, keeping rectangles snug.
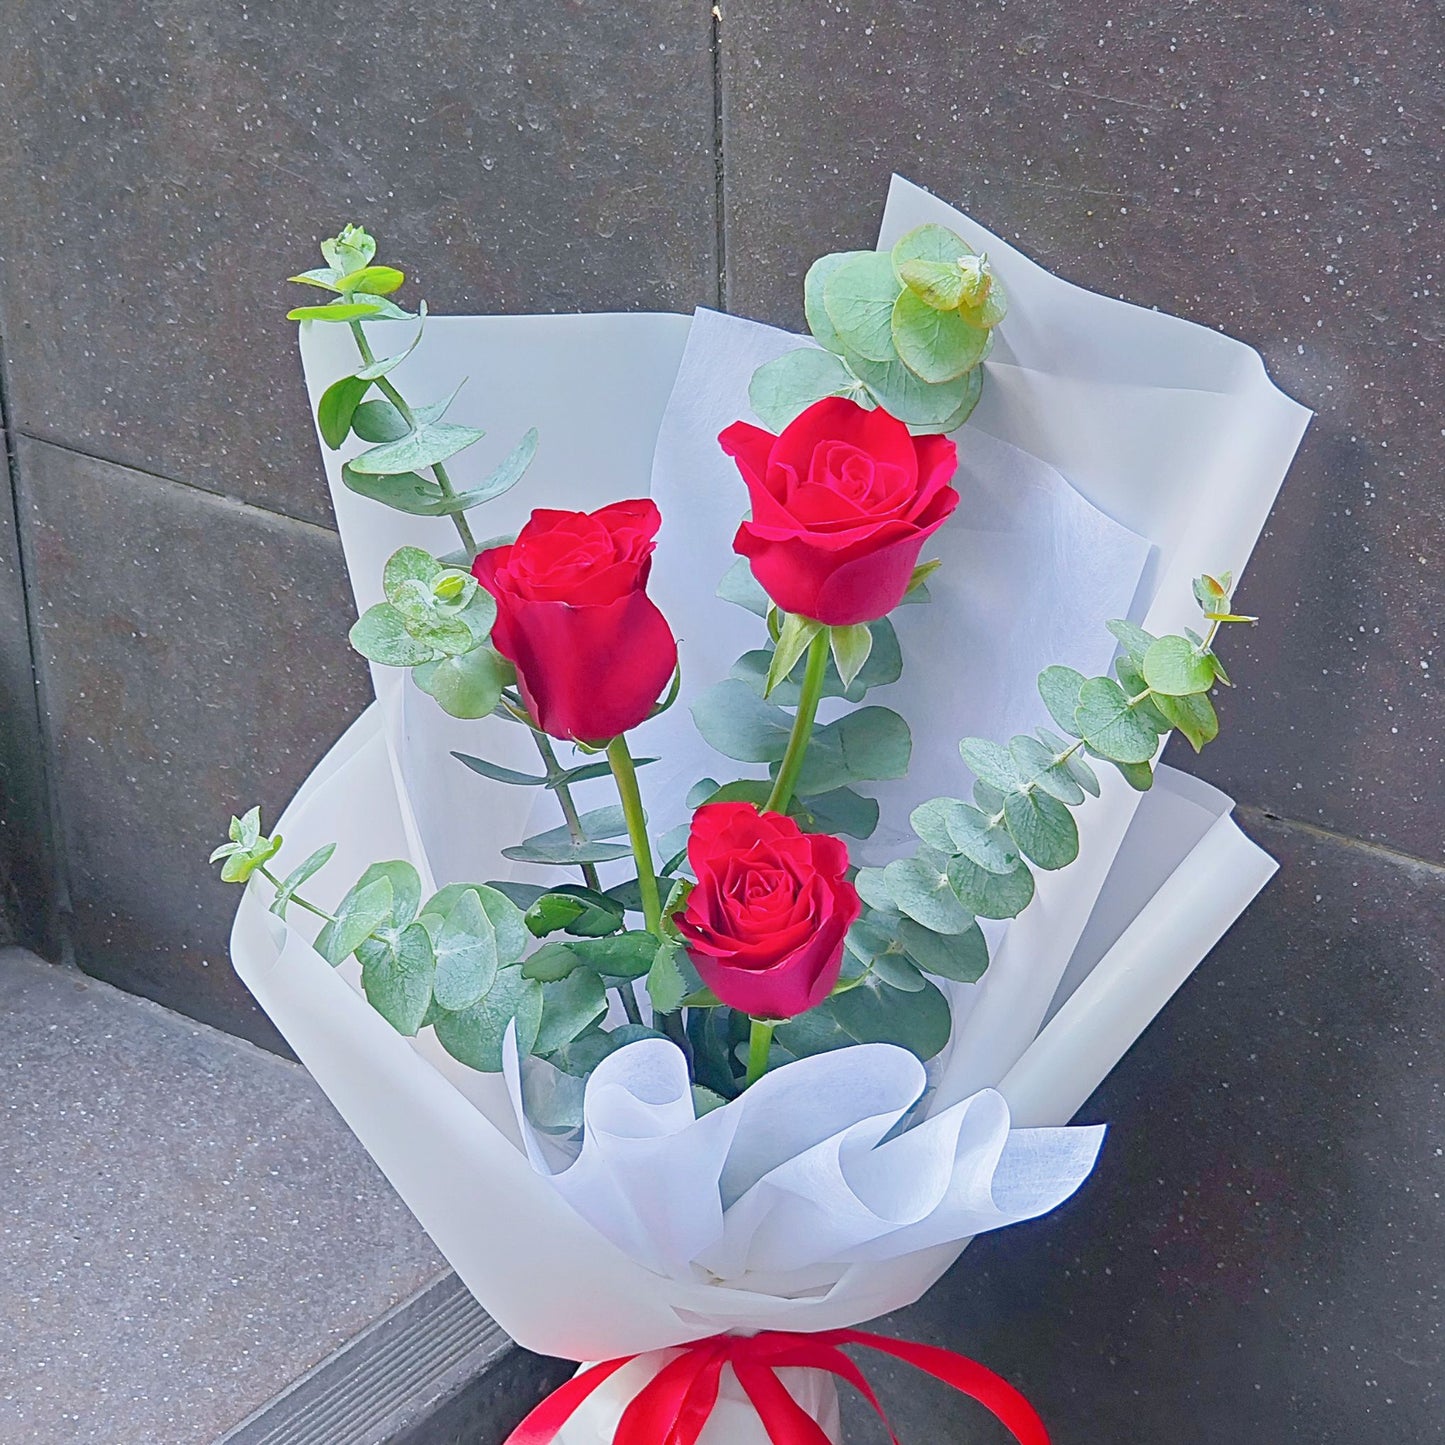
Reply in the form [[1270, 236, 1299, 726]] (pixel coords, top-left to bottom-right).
[[502, 806, 636, 867], [289, 227, 534, 532], [209, 807, 283, 883], [748, 221, 1004, 432], [345, 546, 510, 718], [873, 574, 1255, 966]]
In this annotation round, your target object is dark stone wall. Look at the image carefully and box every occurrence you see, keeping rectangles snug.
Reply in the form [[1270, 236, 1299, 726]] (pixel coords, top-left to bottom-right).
[[0, 1, 1438, 1436]]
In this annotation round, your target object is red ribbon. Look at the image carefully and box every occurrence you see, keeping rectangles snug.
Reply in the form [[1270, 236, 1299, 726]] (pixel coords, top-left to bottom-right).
[[505, 1328, 1050, 1445]]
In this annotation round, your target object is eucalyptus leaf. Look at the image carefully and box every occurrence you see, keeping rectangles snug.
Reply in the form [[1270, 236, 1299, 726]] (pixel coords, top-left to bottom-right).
[[1037, 666, 1086, 737], [349, 421, 487, 476], [356, 303, 428, 378], [912, 365, 983, 435], [533, 969, 608, 1055], [413, 646, 509, 719], [1036, 727, 1100, 797], [778, 973, 951, 1062], [1075, 676, 1161, 764], [357, 921, 436, 1036], [795, 785, 879, 840], [452, 752, 548, 787], [748, 347, 866, 432], [891, 288, 989, 383], [503, 806, 635, 867], [314, 876, 392, 965], [716, 558, 771, 618], [959, 738, 1019, 791], [847, 350, 979, 429], [691, 679, 794, 764], [1003, 787, 1080, 870], [1143, 634, 1216, 696], [823, 250, 904, 362], [1106, 618, 1156, 667], [883, 849, 975, 934], [852, 867, 897, 915], [944, 800, 1020, 875], [350, 603, 439, 667], [317, 375, 372, 449], [803, 251, 861, 352], [268, 843, 337, 920], [335, 263, 405, 295], [891, 222, 974, 273], [1154, 689, 1220, 752], [1010, 733, 1086, 806], [795, 706, 911, 794], [947, 854, 1035, 920], [350, 398, 411, 443], [432, 966, 543, 1071], [431, 888, 501, 1011], [288, 300, 392, 323], [898, 917, 989, 984], [898, 257, 969, 311]]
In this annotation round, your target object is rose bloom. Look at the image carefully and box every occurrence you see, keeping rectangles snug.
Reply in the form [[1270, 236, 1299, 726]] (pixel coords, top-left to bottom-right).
[[471, 500, 677, 742], [674, 802, 862, 1019], [718, 396, 959, 626]]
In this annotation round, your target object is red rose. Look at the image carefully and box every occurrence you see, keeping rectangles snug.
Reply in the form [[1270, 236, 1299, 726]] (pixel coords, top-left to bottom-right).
[[472, 500, 677, 742], [674, 802, 862, 1019], [718, 396, 960, 626]]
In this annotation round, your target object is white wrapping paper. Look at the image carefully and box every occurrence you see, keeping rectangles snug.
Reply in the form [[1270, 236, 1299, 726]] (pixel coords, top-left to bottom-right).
[[231, 178, 1307, 1396]]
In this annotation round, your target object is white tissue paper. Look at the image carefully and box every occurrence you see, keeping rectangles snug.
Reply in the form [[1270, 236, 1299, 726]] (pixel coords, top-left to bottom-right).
[[230, 177, 1307, 1437]]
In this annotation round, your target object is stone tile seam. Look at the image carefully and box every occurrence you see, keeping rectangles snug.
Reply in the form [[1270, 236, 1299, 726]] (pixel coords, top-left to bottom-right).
[[710, 0, 727, 310], [15, 429, 339, 539], [0, 327, 72, 962], [1236, 804, 1445, 883]]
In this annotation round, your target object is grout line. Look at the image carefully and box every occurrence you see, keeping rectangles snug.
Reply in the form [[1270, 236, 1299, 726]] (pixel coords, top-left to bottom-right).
[[0, 329, 74, 964], [14, 429, 340, 539], [710, 0, 727, 310], [1236, 803, 1445, 881]]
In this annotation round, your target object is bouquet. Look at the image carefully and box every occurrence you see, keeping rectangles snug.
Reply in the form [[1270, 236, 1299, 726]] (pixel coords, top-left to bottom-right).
[[220, 177, 1308, 1442]]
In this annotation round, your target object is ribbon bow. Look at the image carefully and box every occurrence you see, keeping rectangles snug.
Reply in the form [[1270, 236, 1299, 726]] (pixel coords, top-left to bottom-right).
[[505, 1328, 1050, 1445]]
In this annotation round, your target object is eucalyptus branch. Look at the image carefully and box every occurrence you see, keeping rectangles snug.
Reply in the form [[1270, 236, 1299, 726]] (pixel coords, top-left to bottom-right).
[[345, 315, 477, 555]]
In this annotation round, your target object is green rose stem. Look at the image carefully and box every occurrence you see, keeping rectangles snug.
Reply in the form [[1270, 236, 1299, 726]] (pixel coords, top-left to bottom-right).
[[606, 732, 688, 1051], [764, 626, 831, 816], [345, 313, 598, 893], [744, 1018, 776, 1089], [605, 734, 662, 934]]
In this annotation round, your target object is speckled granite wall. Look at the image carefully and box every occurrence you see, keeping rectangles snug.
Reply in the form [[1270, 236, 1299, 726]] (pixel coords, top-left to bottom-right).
[[0, 1, 1438, 1437]]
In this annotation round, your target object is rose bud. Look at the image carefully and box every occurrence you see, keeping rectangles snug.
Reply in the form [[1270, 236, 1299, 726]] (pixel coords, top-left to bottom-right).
[[674, 802, 862, 1019], [471, 499, 677, 742], [718, 396, 960, 626]]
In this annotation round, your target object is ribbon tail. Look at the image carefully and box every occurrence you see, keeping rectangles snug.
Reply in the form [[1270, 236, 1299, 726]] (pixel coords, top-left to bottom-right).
[[732, 1359, 836, 1445], [838, 1329, 1052, 1445], [504, 1355, 638, 1445]]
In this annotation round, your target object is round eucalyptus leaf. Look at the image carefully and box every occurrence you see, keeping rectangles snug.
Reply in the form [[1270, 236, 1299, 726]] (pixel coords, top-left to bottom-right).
[[1074, 676, 1160, 764], [432, 966, 543, 1072], [883, 850, 976, 935], [898, 917, 989, 984], [1003, 787, 1080, 871], [823, 250, 904, 362], [413, 645, 509, 719], [891, 288, 989, 383], [748, 347, 865, 432], [948, 854, 1035, 920], [1143, 634, 1216, 696]]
